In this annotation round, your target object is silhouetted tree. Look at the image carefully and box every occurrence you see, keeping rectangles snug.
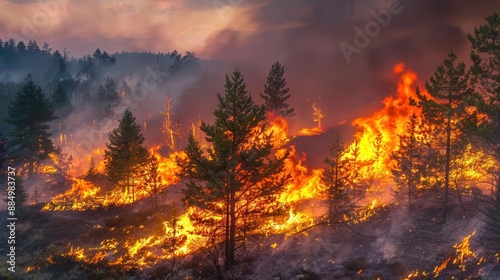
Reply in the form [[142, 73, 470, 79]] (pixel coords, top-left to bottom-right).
[[391, 114, 422, 206], [104, 108, 148, 202], [260, 61, 295, 117], [415, 51, 475, 223], [6, 75, 57, 178], [49, 147, 73, 193], [322, 133, 359, 225], [468, 12, 500, 253], [97, 76, 120, 116], [145, 153, 166, 210], [52, 83, 69, 108], [178, 69, 289, 271]]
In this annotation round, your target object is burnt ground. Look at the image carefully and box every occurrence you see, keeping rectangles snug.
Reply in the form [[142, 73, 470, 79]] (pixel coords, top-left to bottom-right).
[[0, 190, 499, 280], [248, 199, 499, 280]]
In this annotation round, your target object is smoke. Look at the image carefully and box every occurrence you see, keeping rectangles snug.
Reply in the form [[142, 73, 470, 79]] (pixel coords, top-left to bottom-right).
[[3, 0, 498, 145], [196, 0, 498, 131]]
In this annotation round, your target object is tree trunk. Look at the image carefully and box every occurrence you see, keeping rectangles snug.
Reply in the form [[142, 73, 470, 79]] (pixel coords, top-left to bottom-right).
[[228, 188, 236, 269], [408, 149, 413, 208], [443, 91, 452, 224], [225, 190, 230, 269]]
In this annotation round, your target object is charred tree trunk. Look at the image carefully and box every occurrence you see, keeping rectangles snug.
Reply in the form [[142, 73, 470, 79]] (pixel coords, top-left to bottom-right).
[[228, 188, 236, 269], [225, 189, 230, 269], [443, 89, 452, 224]]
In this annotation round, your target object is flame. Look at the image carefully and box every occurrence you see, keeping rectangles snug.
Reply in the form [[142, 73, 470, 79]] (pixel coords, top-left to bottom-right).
[[43, 150, 186, 211], [433, 256, 452, 277], [345, 63, 424, 179], [42, 178, 101, 211], [278, 146, 324, 204], [264, 208, 315, 238], [38, 63, 495, 273], [452, 230, 477, 271], [266, 112, 290, 147]]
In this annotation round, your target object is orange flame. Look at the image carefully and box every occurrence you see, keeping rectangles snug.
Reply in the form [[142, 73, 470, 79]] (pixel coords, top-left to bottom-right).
[[345, 63, 426, 179]]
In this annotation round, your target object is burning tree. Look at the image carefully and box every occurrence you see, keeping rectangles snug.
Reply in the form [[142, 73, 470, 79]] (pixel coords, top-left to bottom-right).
[[84, 157, 99, 180], [391, 113, 422, 207], [6, 75, 58, 178], [312, 103, 325, 130], [260, 61, 295, 117], [104, 108, 149, 202], [321, 133, 359, 225], [468, 12, 500, 252], [414, 51, 475, 223], [145, 153, 167, 210], [178, 69, 289, 271], [48, 147, 73, 193], [161, 95, 181, 152], [96, 76, 120, 117]]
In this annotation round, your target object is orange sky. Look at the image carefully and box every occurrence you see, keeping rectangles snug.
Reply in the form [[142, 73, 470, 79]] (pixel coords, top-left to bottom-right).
[[0, 0, 259, 57]]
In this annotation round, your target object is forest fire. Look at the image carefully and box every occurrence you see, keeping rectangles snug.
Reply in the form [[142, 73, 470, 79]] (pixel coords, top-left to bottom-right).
[[345, 63, 425, 179], [4, 10, 500, 277], [406, 230, 485, 279], [42, 149, 185, 211], [33, 61, 496, 279]]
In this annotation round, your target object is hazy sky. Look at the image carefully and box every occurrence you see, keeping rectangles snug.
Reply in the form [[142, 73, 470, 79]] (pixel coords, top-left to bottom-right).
[[1, 0, 499, 129], [1, 0, 258, 57], [1, 0, 496, 58]]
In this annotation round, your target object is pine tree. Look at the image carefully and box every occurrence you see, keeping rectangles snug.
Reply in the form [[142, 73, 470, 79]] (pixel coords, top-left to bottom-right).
[[104, 108, 149, 202], [85, 156, 99, 179], [49, 147, 72, 193], [97, 76, 120, 117], [371, 132, 386, 178], [322, 134, 357, 224], [31, 186, 40, 205], [178, 68, 289, 270], [415, 51, 475, 223], [390, 114, 422, 207], [6, 75, 57, 178], [145, 154, 166, 210], [162, 205, 186, 277], [52, 83, 69, 108], [260, 61, 295, 117], [468, 12, 500, 253]]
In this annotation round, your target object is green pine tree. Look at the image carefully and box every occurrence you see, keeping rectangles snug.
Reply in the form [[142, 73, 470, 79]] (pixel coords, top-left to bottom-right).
[[468, 12, 500, 253], [97, 76, 120, 117], [6, 75, 58, 178], [31, 186, 40, 205], [49, 147, 72, 193], [85, 156, 99, 179], [145, 153, 166, 210], [178, 68, 289, 270], [390, 113, 422, 207], [260, 61, 295, 117], [52, 83, 69, 108], [104, 108, 148, 203], [414, 51, 475, 223], [321, 133, 358, 224]]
